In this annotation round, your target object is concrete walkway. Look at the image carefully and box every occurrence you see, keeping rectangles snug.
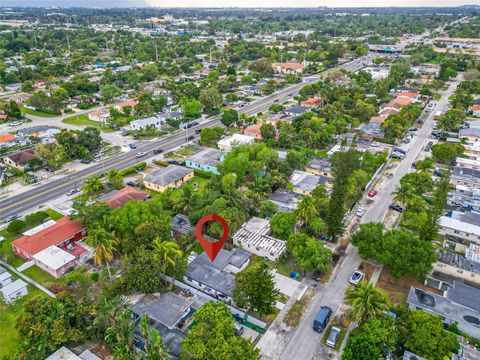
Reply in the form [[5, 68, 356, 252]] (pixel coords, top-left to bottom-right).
[[0, 259, 56, 298]]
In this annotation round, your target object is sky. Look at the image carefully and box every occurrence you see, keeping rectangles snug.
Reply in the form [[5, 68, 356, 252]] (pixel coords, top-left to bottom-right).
[[2, 0, 478, 7]]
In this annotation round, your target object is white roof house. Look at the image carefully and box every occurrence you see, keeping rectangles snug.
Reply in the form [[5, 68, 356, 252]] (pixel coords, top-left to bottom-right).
[[0, 266, 12, 288], [0, 279, 28, 304], [33, 245, 77, 278], [217, 134, 255, 151], [233, 217, 286, 261], [130, 116, 165, 131]]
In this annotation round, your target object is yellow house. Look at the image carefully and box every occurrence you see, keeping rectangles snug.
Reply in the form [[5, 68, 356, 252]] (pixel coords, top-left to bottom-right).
[[305, 157, 333, 178], [143, 165, 194, 193]]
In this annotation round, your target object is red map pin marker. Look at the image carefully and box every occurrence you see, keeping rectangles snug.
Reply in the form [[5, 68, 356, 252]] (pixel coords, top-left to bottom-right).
[[195, 214, 229, 262]]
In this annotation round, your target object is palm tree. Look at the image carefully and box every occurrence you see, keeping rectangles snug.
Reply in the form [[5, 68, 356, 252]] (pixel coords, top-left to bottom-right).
[[85, 226, 118, 278], [153, 238, 183, 280], [105, 308, 135, 360], [346, 280, 389, 324], [295, 195, 318, 227], [392, 183, 416, 208], [82, 175, 104, 195], [140, 314, 170, 360], [173, 183, 198, 213]]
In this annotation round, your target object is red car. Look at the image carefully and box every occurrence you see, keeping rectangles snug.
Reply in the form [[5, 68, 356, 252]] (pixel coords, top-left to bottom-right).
[[368, 190, 377, 198]]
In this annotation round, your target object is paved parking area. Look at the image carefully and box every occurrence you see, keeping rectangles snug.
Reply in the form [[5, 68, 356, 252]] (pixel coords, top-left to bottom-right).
[[271, 271, 302, 297]]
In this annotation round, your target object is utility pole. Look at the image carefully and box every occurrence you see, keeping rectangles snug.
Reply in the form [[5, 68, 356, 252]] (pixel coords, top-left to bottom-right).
[[66, 34, 71, 53]]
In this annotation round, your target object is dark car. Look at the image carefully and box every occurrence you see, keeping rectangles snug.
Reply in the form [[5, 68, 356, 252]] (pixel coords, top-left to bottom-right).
[[390, 204, 404, 212], [312, 269, 322, 282], [166, 160, 180, 165], [186, 135, 195, 141], [431, 130, 440, 137], [129, 143, 137, 149], [153, 148, 164, 154], [313, 306, 332, 332], [195, 129, 202, 134], [80, 159, 91, 164], [434, 169, 444, 177]]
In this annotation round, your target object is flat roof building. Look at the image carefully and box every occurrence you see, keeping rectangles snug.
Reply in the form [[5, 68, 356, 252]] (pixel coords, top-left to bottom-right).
[[217, 134, 255, 151], [290, 170, 328, 195], [233, 217, 286, 261], [185, 148, 226, 175]]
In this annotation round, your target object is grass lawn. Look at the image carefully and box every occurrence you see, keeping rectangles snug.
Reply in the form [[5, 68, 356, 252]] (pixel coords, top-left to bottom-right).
[[168, 176, 208, 202], [321, 323, 347, 351], [62, 114, 116, 133], [434, 94, 442, 101], [23, 266, 60, 287], [0, 286, 45, 358], [45, 208, 64, 220], [21, 107, 59, 118], [275, 254, 302, 279], [283, 288, 315, 327]]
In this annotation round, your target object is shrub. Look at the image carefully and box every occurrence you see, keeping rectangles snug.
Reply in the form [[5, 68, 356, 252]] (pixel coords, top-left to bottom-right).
[[25, 211, 48, 226], [90, 272, 100, 282], [119, 162, 147, 176], [7, 219, 26, 234]]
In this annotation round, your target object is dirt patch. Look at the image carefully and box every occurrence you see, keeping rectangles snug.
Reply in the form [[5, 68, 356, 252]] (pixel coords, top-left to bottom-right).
[[283, 288, 315, 327], [376, 267, 443, 305], [359, 261, 375, 281]]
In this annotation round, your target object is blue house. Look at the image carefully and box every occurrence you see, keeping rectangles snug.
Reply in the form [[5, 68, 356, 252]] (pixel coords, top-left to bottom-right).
[[185, 148, 226, 175]]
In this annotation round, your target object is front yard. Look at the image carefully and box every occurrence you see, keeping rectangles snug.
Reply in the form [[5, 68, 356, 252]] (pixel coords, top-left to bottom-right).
[[62, 114, 116, 132]]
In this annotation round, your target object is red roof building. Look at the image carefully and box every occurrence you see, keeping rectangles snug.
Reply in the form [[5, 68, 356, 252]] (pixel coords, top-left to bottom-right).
[[12, 217, 86, 260], [101, 186, 150, 208], [300, 98, 324, 108]]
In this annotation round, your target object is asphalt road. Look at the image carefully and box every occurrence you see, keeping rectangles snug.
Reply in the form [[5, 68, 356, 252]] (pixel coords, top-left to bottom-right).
[[278, 76, 463, 360], [0, 80, 310, 220], [0, 53, 374, 220]]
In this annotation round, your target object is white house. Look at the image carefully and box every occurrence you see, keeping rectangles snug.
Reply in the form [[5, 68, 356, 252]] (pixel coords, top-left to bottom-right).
[[130, 116, 165, 131], [0, 266, 13, 288], [233, 217, 286, 261], [217, 134, 255, 151], [1, 279, 28, 304]]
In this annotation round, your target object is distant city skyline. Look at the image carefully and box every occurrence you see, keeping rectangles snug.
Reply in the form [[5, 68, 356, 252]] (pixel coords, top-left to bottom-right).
[[1, 0, 477, 7]]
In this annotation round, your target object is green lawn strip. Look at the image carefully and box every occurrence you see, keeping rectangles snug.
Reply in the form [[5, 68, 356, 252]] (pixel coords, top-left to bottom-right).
[[62, 114, 116, 133], [0, 287, 46, 358], [22, 265, 61, 287], [21, 107, 59, 117], [45, 208, 64, 220], [320, 323, 347, 351], [275, 254, 302, 278], [283, 288, 315, 327]]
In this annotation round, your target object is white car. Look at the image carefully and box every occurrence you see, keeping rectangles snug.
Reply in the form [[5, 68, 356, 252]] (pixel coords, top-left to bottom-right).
[[356, 207, 365, 217], [136, 152, 147, 158], [349, 270, 364, 285]]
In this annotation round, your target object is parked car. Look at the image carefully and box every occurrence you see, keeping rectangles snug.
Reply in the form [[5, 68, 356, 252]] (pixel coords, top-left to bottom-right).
[[403, 137, 410, 144], [393, 147, 407, 155], [368, 190, 377, 198], [326, 326, 341, 348], [434, 169, 444, 177], [234, 323, 244, 336], [425, 141, 433, 151], [195, 129, 202, 134], [133, 134, 139, 140], [66, 189, 79, 196], [349, 270, 364, 285], [4, 215, 20, 223], [371, 141, 379, 147], [312, 269, 322, 282], [390, 204, 404, 212], [431, 130, 440, 137], [8, 121, 22, 127], [80, 159, 91, 164], [166, 160, 180, 165], [153, 148, 164, 154], [136, 152, 147, 158], [356, 207, 365, 217], [391, 152, 404, 159], [409, 127, 418, 132], [313, 306, 332, 332]]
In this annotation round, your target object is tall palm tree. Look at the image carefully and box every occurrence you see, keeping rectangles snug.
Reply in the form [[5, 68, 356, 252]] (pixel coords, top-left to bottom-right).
[[346, 280, 389, 324], [392, 183, 416, 208], [174, 183, 198, 213], [85, 227, 118, 278], [295, 195, 319, 227], [82, 175, 104, 195], [153, 238, 183, 280]]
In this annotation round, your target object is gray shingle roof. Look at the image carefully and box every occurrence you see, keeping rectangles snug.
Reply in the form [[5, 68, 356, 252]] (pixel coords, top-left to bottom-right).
[[460, 127, 480, 138], [144, 165, 193, 186], [446, 280, 480, 312], [306, 157, 332, 173], [186, 148, 226, 167]]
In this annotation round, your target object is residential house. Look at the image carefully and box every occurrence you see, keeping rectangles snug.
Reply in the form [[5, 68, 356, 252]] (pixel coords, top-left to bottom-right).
[[184, 248, 250, 303], [460, 127, 480, 144], [448, 185, 480, 212], [0, 114, 8, 122], [143, 165, 194, 193], [242, 122, 278, 140], [0, 134, 17, 149], [290, 170, 329, 195], [464, 144, 480, 161], [0, 265, 12, 288], [439, 210, 480, 252], [159, 111, 183, 121], [284, 105, 310, 117], [4, 83, 21, 92], [433, 250, 480, 286], [88, 108, 110, 123], [402, 351, 427, 360], [469, 105, 480, 117], [407, 281, 480, 338], [171, 213, 194, 239], [455, 157, 480, 170], [45, 347, 101, 360], [217, 134, 255, 151], [233, 217, 286, 261], [268, 188, 301, 212], [184, 148, 226, 175], [272, 62, 305, 74], [300, 97, 324, 108], [2, 149, 35, 170], [305, 157, 332, 178], [99, 186, 150, 208], [12, 217, 86, 260], [451, 166, 480, 190], [33, 245, 77, 278], [113, 100, 138, 112], [131, 293, 206, 359], [396, 92, 420, 103], [0, 279, 28, 304], [130, 116, 165, 131]]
